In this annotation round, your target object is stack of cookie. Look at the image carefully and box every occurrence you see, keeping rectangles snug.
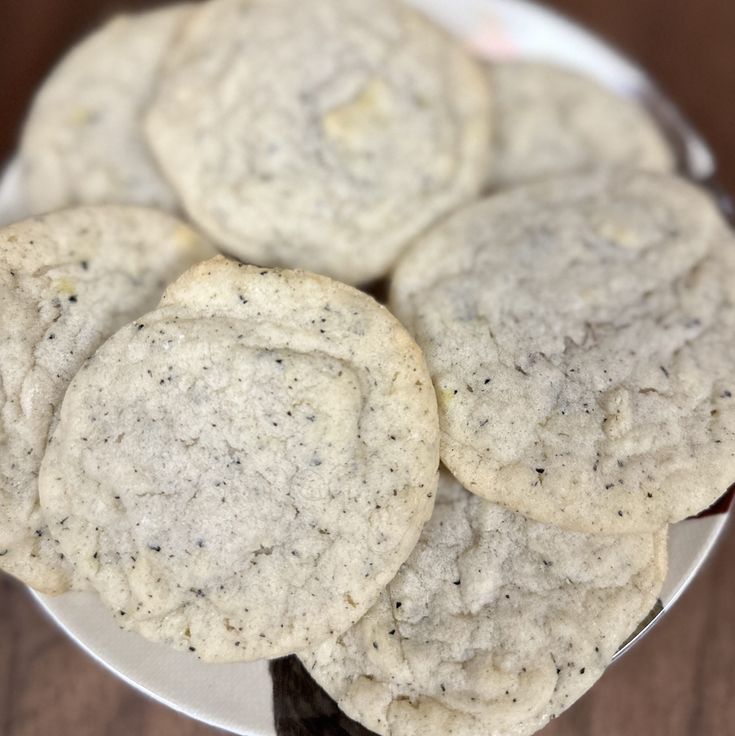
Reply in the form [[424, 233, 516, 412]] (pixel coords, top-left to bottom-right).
[[2, 1, 732, 735]]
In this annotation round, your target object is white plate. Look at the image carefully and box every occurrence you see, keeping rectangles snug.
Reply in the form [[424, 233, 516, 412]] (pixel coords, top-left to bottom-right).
[[1, 1, 732, 734]]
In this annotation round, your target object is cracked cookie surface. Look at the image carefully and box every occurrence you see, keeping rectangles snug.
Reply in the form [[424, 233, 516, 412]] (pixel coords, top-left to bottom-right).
[[145, 0, 492, 284], [39, 257, 439, 661], [486, 62, 674, 189], [302, 471, 667, 736], [0, 206, 212, 592], [391, 171, 735, 533], [20, 5, 190, 215]]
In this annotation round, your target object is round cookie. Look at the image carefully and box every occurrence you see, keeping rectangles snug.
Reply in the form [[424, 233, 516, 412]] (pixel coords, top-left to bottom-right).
[[0, 206, 212, 593], [303, 471, 667, 736], [145, 0, 492, 284], [19, 5, 190, 215], [39, 256, 439, 662], [487, 62, 674, 189], [390, 170, 735, 533]]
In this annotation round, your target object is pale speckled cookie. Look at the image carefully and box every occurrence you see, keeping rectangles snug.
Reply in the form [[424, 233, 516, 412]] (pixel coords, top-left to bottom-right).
[[487, 62, 674, 189], [303, 471, 667, 736], [19, 5, 190, 215], [0, 207, 212, 593], [145, 0, 492, 285], [39, 256, 439, 662], [391, 170, 735, 533]]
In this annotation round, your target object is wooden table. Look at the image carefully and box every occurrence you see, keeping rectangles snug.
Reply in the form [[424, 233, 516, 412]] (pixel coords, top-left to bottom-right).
[[1, 1, 734, 734]]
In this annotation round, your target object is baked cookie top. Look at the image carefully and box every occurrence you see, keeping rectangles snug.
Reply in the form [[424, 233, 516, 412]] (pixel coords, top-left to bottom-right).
[[487, 61, 674, 189], [391, 171, 735, 533], [145, 0, 492, 284], [303, 472, 667, 736], [0, 206, 212, 593], [39, 257, 439, 662], [20, 5, 189, 214]]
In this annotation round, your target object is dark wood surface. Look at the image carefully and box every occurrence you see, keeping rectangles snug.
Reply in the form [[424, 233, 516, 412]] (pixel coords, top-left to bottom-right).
[[1, 1, 734, 734]]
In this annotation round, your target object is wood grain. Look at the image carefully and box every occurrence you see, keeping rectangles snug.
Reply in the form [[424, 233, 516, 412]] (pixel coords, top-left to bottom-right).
[[1, 1, 734, 734]]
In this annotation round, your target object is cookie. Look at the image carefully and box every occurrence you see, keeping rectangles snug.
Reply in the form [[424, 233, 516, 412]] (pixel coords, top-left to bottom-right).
[[303, 471, 667, 736], [19, 5, 190, 215], [145, 0, 492, 284], [390, 170, 735, 533], [0, 206, 212, 593], [39, 256, 439, 662], [487, 62, 674, 189]]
